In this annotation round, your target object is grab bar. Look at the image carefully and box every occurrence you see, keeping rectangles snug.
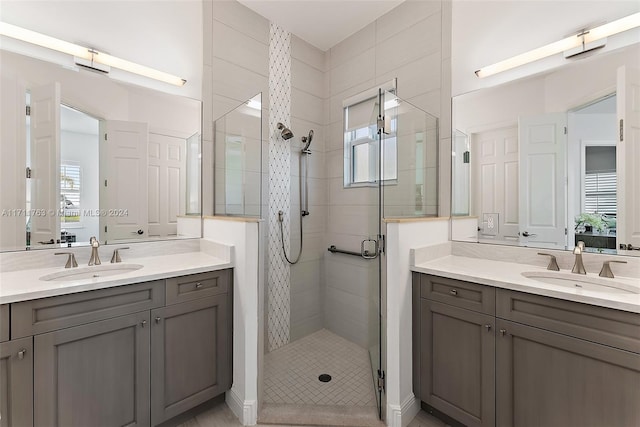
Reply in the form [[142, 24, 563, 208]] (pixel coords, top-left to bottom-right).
[[327, 245, 373, 258]]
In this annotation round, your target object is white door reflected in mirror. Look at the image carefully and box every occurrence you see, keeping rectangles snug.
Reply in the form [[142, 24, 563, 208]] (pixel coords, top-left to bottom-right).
[[451, 44, 640, 257]]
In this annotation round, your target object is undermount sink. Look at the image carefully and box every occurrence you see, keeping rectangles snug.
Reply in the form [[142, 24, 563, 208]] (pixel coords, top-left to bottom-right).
[[521, 271, 640, 294], [40, 264, 143, 282]]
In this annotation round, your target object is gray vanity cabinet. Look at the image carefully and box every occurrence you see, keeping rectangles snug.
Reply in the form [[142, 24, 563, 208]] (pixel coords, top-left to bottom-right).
[[496, 318, 640, 427], [413, 273, 640, 427], [0, 305, 9, 342], [0, 337, 33, 427], [150, 294, 232, 426], [420, 300, 495, 427], [34, 311, 151, 427], [414, 273, 495, 427]]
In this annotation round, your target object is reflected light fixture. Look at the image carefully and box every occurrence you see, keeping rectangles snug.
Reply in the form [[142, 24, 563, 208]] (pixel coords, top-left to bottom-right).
[[0, 22, 187, 86], [475, 12, 640, 78]]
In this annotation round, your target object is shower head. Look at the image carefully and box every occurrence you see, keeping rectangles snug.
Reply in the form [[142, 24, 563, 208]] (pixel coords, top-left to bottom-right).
[[277, 122, 294, 140], [301, 129, 314, 152]]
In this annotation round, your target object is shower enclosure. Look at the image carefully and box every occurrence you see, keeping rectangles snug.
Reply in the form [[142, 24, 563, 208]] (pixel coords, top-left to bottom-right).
[[213, 89, 438, 423]]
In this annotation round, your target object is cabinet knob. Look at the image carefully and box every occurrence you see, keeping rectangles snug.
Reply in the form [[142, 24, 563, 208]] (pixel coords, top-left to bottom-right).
[[500, 329, 507, 336], [449, 289, 458, 296], [141, 320, 147, 327], [484, 324, 492, 332], [195, 282, 203, 289], [155, 317, 161, 324], [17, 349, 26, 360]]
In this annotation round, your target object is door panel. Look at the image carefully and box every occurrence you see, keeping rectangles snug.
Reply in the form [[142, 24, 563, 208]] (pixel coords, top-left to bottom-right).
[[34, 312, 150, 427], [496, 319, 640, 427], [0, 337, 33, 427], [617, 66, 640, 250], [101, 120, 148, 242], [421, 300, 495, 427], [148, 132, 186, 238], [519, 113, 567, 248], [151, 295, 231, 425], [473, 126, 519, 240], [30, 82, 60, 246]]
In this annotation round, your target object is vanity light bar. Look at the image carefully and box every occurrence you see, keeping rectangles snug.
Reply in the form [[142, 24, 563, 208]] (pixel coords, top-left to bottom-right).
[[475, 12, 640, 78], [0, 22, 186, 87]]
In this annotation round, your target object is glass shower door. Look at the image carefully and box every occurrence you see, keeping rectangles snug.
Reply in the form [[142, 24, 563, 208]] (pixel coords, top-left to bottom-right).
[[371, 90, 438, 420]]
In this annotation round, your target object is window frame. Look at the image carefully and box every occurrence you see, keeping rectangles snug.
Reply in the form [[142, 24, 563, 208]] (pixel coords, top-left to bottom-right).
[[60, 162, 83, 227], [342, 80, 397, 189], [580, 140, 617, 217]]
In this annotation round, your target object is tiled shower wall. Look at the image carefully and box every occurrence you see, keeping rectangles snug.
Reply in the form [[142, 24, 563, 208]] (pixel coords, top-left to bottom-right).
[[204, 1, 326, 352], [267, 23, 292, 351], [289, 36, 326, 342], [204, 0, 451, 352], [323, 0, 452, 348]]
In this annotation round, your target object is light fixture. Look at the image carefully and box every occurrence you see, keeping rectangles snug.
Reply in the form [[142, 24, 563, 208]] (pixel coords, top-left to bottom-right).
[[0, 22, 186, 86], [475, 12, 640, 78]]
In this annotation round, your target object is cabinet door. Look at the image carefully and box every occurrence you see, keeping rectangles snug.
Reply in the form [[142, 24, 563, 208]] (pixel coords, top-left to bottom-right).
[[421, 300, 495, 427], [496, 319, 640, 427], [34, 311, 150, 427], [151, 294, 231, 425], [0, 337, 33, 427]]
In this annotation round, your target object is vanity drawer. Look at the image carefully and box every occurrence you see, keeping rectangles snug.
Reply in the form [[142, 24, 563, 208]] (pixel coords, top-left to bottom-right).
[[11, 280, 164, 338], [0, 304, 9, 342], [420, 274, 495, 315], [166, 269, 231, 305], [496, 289, 640, 354]]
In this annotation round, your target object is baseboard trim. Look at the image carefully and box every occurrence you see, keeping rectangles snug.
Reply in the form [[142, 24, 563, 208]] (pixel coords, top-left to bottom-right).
[[226, 388, 257, 425], [387, 394, 419, 427]]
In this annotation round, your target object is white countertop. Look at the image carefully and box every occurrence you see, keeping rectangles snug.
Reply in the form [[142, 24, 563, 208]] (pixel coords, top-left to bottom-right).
[[0, 252, 233, 304], [412, 255, 640, 314]]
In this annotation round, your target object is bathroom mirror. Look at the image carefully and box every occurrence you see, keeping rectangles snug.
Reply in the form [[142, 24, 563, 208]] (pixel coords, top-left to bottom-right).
[[451, 43, 640, 257], [0, 50, 202, 252]]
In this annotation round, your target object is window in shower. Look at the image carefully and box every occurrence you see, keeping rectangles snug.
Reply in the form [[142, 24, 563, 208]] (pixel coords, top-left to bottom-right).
[[343, 98, 397, 186]]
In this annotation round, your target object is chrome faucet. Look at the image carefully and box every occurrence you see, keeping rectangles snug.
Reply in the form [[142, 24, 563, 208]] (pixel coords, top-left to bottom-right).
[[572, 241, 586, 274], [88, 236, 101, 266]]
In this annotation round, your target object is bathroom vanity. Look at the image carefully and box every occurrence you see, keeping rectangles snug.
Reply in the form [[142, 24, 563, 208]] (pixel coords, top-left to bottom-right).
[[0, 253, 233, 427], [412, 258, 640, 427]]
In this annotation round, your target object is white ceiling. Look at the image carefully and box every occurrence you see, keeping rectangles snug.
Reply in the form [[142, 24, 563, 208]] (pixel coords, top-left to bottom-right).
[[238, 0, 405, 51]]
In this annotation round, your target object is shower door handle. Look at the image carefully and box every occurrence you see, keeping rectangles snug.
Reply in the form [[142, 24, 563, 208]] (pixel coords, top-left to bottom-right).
[[361, 239, 379, 259]]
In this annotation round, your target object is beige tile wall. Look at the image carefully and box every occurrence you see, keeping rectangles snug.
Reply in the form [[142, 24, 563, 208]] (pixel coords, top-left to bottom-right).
[[323, 0, 452, 348], [204, 0, 453, 350], [290, 35, 327, 341]]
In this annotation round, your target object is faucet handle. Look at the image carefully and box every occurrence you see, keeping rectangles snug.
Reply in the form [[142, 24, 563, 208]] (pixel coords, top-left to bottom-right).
[[538, 253, 560, 271], [110, 247, 130, 263], [55, 252, 78, 268], [599, 260, 627, 278]]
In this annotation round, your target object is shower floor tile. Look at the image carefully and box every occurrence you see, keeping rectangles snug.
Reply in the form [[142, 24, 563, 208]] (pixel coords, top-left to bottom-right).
[[263, 329, 377, 407]]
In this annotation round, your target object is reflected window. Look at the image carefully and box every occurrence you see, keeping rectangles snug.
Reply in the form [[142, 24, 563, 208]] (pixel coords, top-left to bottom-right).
[[584, 146, 616, 215], [60, 163, 81, 224]]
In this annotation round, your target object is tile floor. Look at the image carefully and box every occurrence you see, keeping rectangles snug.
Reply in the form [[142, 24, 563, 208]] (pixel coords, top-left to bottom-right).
[[178, 402, 449, 427], [179, 328, 450, 427], [263, 329, 377, 407]]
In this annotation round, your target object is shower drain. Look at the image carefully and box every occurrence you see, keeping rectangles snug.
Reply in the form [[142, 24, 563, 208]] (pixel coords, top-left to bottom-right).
[[318, 374, 332, 383]]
